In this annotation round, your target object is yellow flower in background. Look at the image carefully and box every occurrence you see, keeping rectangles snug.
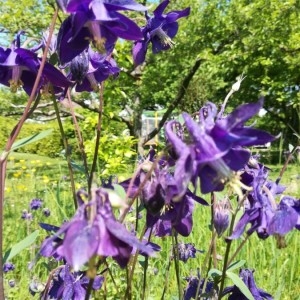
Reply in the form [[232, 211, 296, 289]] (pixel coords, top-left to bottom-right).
[[43, 175, 50, 184]]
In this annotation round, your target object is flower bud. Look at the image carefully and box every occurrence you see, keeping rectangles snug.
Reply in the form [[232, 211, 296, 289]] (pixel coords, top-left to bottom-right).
[[213, 198, 230, 237], [231, 73, 246, 92]]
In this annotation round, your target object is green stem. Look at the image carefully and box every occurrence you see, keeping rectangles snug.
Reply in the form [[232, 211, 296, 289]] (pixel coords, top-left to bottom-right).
[[0, 9, 58, 298], [172, 229, 182, 300], [66, 89, 90, 184], [52, 96, 77, 209], [88, 83, 104, 193]]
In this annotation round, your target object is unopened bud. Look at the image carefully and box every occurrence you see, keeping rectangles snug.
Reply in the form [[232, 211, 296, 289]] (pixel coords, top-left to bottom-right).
[[231, 73, 246, 92], [213, 198, 230, 237]]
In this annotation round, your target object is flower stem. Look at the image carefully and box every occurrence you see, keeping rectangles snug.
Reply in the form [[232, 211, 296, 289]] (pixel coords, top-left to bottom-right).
[[51, 95, 77, 209], [0, 9, 58, 298], [172, 229, 182, 300], [88, 82, 104, 193]]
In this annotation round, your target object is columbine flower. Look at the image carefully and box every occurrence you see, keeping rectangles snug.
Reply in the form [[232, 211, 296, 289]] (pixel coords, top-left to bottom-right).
[[42, 208, 51, 217], [68, 48, 120, 92], [184, 271, 217, 300], [222, 269, 273, 300], [133, 0, 190, 66], [177, 242, 198, 263], [38, 264, 103, 299], [30, 198, 43, 210], [165, 99, 275, 195], [120, 150, 207, 237], [3, 262, 15, 273], [214, 198, 230, 237], [21, 210, 33, 221], [0, 32, 70, 95], [229, 162, 299, 240], [40, 188, 153, 270], [57, 0, 146, 64]]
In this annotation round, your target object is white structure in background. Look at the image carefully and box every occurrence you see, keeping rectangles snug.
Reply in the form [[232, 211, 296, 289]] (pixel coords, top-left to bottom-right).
[[141, 112, 162, 145]]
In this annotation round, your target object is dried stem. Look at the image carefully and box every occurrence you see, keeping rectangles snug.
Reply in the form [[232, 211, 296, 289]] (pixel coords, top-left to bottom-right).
[[0, 8, 58, 298]]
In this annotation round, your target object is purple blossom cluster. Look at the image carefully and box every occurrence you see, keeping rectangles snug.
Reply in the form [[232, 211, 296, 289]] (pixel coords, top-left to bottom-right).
[[0, 0, 190, 96], [40, 188, 154, 270]]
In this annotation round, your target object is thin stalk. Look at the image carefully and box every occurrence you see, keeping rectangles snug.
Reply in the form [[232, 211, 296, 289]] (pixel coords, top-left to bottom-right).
[[51, 96, 77, 209], [0, 9, 58, 298], [124, 224, 147, 299], [227, 235, 250, 267], [161, 254, 172, 300], [66, 89, 90, 183], [172, 230, 182, 300], [88, 83, 104, 193]]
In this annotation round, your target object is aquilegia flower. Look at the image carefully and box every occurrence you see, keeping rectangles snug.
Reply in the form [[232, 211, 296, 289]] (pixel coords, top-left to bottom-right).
[[120, 150, 207, 237], [229, 162, 300, 240], [68, 47, 119, 92], [184, 271, 217, 300], [57, 0, 146, 64], [165, 99, 275, 195], [39, 264, 103, 299], [30, 198, 43, 210], [177, 242, 200, 263], [133, 0, 190, 65], [3, 262, 15, 273], [222, 269, 273, 299], [0, 32, 70, 95], [40, 188, 153, 270]]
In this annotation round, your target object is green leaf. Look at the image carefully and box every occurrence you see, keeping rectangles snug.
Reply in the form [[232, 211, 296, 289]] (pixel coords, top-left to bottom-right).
[[227, 260, 246, 272], [3, 230, 39, 262], [208, 268, 222, 278], [226, 271, 255, 300], [11, 129, 53, 152]]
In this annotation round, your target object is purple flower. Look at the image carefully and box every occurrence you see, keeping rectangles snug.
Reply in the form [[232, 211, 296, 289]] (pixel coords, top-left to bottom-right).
[[133, 0, 190, 65], [184, 272, 216, 300], [222, 269, 273, 300], [42, 208, 51, 217], [177, 242, 198, 263], [8, 279, 15, 288], [229, 163, 299, 240], [0, 32, 70, 95], [40, 188, 153, 270], [30, 198, 43, 210], [57, 0, 146, 64], [3, 262, 15, 273], [68, 48, 120, 92], [214, 198, 230, 237], [38, 264, 103, 299], [165, 99, 275, 195], [21, 210, 33, 221], [120, 150, 207, 237]]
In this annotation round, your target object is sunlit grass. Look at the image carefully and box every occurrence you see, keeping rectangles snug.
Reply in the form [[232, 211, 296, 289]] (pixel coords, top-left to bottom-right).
[[2, 154, 300, 299]]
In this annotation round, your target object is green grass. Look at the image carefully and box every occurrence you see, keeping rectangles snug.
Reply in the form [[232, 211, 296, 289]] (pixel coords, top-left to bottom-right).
[[2, 155, 300, 299]]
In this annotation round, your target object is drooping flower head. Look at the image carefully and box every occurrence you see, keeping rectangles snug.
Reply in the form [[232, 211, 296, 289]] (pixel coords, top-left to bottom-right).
[[222, 269, 273, 299], [40, 188, 154, 270], [120, 150, 207, 237], [229, 162, 300, 240], [68, 47, 120, 92], [57, 0, 146, 64], [0, 32, 71, 95], [38, 264, 103, 299], [165, 99, 275, 196], [133, 0, 190, 65]]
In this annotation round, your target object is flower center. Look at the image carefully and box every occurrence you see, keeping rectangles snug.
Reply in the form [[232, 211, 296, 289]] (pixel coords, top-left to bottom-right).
[[9, 65, 23, 92], [88, 21, 107, 54], [86, 73, 99, 91], [152, 26, 175, 48]]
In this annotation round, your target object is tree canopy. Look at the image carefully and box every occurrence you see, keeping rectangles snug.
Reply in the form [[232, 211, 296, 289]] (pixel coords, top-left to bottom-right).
[[0, 0, 299, 148]]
